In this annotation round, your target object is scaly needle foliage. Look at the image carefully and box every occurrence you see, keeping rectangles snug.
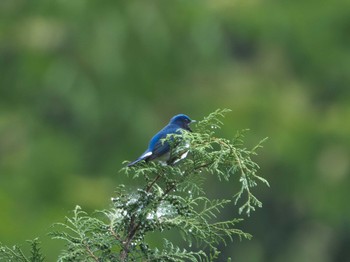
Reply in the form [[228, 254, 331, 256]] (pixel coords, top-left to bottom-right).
[[0, 109, 269, 261]]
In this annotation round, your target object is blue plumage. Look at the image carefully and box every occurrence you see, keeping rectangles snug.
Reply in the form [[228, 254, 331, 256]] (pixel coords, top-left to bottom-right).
[[127, 114, 195, 167]]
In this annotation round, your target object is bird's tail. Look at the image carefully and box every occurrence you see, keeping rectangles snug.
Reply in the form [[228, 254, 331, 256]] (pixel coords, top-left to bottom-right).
[[127, 151, 152, 167], [127, 158, 143, 167]]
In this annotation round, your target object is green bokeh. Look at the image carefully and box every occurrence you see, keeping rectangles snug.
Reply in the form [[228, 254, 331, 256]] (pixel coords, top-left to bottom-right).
[[1, 0, 349, 261]]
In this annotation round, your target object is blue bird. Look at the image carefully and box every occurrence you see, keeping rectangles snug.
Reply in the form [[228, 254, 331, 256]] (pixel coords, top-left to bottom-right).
[[127, 114, 195, 167]]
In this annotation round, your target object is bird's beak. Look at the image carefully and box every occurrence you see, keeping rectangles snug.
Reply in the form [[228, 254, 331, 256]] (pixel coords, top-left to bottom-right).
[[188, 120, 196, 132]]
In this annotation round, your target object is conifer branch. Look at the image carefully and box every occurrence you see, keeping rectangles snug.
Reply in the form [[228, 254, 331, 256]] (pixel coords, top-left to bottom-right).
[[0, 109, 268, 261]]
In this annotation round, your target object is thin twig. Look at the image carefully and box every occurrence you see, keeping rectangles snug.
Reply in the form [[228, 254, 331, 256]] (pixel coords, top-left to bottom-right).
[[84, 242, 99, 262]]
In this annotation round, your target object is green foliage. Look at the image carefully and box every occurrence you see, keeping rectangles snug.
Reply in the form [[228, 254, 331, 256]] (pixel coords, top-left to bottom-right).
[[1, 0, 349, 260], [0, 238, 44, 262], [57, 109, 266, 261], [51, 206, 116, 261], [0, 109, 267, 261]]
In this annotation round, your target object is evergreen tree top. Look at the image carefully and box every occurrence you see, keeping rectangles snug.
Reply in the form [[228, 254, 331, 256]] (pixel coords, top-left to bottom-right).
[[0, 109, 269, 262]]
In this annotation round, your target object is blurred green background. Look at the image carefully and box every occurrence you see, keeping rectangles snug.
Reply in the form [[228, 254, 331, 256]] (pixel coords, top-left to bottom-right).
[[1, 0, 350, 261]]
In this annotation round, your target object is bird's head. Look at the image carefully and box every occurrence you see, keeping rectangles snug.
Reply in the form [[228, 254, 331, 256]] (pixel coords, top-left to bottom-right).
[[169, 114, 195, 132]]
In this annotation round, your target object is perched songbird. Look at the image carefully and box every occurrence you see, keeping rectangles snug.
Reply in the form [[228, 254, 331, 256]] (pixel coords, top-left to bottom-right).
[[127, 114, 195, 167]]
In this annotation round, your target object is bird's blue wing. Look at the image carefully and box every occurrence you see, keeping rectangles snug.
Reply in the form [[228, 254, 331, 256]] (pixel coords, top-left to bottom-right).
[[147, 132, 170, 161], [148, 125, 180, 161], [128, 124, 183, 166], [148, 141, 170, 161]]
